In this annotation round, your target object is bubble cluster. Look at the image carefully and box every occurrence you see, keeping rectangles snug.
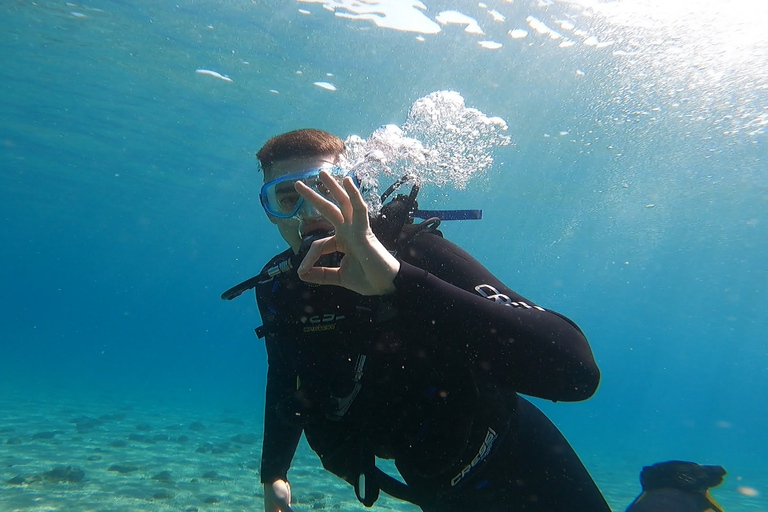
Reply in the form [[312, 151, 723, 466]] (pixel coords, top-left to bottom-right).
[[342, 91, 510, 211]]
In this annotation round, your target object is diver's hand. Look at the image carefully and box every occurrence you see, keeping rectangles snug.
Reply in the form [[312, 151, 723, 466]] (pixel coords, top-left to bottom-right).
[[295, 171, 400, 295], [264, 480, 294, 512]]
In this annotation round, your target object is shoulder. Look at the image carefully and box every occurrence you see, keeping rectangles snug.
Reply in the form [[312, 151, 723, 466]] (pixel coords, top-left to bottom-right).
[[398, 223, 448, 258], [398, 228, 507, 293], [399, 226, 463, 267]]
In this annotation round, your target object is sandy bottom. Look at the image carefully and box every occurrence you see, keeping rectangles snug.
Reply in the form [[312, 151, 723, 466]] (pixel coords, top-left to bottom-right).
[[1, 390, 763, 512]]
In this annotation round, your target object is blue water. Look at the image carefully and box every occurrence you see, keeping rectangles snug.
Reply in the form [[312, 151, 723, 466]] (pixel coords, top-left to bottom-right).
[[2, 0, 767, 510]]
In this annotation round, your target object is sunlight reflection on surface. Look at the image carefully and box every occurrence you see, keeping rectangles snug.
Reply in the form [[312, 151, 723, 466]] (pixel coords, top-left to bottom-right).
[[564, 0, 768, 136]]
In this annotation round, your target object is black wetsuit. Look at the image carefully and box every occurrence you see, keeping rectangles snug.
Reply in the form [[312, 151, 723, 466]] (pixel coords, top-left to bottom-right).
[[256, 227, 610, 512]]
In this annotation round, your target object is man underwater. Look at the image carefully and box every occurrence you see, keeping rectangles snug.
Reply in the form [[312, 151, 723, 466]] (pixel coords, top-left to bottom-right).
[[224, 128, 613, 512]]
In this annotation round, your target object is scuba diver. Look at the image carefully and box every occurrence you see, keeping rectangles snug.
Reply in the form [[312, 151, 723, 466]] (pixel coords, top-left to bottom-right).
[[223, 128, 611, 512]]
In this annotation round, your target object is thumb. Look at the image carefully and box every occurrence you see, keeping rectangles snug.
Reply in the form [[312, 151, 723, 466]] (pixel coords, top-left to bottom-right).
[[297, 237, 343, 285]]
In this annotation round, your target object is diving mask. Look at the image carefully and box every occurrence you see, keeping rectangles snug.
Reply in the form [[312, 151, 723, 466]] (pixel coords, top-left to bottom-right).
[[259, 167, 359, 219]]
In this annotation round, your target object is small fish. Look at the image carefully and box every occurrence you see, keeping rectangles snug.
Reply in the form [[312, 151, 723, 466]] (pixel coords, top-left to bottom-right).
[[195, 69, 233, 82]]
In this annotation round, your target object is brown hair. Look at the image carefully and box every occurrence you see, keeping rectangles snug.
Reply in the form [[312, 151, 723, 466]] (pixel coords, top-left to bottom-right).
[[256, 129, 345, 171]]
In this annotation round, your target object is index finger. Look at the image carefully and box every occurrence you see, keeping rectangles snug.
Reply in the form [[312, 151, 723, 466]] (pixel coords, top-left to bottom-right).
[[294, 180, 344, 226], [320, 171, 354, 221]]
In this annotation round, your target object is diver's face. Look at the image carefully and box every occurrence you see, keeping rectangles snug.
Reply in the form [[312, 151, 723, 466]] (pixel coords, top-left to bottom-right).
[[263, 155, 338, 253]]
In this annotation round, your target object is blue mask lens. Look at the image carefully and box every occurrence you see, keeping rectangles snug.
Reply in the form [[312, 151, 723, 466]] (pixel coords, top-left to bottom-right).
[[260, 167, 357, 218]]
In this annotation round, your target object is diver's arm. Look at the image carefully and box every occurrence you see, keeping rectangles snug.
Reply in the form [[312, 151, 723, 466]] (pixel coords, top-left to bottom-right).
[[260, 346, 302, 490], [393, 233, 599, 402]]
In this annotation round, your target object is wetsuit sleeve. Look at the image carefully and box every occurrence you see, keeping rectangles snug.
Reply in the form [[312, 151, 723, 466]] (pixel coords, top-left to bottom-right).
[[260, 334, 303, 484], [393, 232, 600, 402]]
